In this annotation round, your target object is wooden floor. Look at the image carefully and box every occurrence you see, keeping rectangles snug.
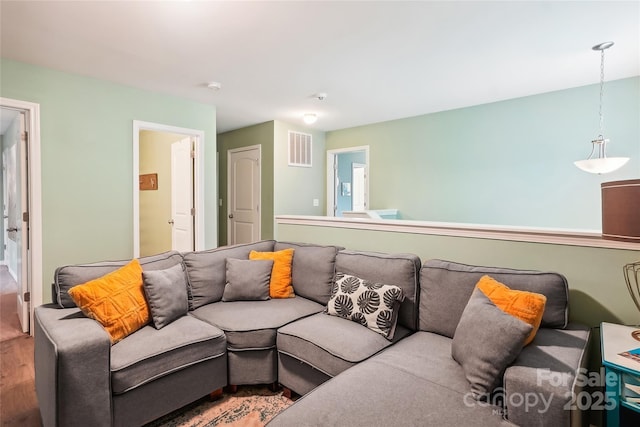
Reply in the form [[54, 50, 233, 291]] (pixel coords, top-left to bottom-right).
[[1, 265, 41, 426], [0, 335, 41, 426]]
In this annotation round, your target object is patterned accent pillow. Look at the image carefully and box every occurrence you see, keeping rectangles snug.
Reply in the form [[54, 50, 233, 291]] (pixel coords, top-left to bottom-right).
[[68, 259, 149, 344], [326, 272, 404, 339]]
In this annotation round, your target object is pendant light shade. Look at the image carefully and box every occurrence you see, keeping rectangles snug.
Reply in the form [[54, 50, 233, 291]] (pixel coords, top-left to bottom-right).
[[575, 42, 629, 174]]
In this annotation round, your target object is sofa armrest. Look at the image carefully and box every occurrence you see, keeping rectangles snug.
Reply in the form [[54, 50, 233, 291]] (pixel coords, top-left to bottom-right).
[[502, 324, 591, 427], [35, 304, 112, 427]]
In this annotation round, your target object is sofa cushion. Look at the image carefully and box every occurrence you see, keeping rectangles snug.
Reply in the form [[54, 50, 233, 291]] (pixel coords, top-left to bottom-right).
[[267, 357, 504, 427], [68, 259, 150, 344], [250, 249, 295, 298], [335, 250, 421, 331], [277, 313, 411, 377], [326, 272, 404, 339], [369, 332, 472, 393], [452, 288, 532, 399], [110, 315, 226, 394], [420, 259, 569, 338], [190, 298, 324, 350], [222, 259, 273, 302], [54, 250, 183, 308], [142, 263, 189, 329], [183, 240, 275, 309], [274, 242, 341, 305]]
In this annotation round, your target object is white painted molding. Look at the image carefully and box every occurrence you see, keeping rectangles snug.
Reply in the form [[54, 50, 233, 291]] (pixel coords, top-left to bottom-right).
[[275, 215, 640, 250], [1, 97, 42, 336]]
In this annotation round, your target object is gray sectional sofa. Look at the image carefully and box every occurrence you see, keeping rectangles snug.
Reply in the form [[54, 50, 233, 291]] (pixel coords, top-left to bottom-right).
[[34, 241, 591, 427]]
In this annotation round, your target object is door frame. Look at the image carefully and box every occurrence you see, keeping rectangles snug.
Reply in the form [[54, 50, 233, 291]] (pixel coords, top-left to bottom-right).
[[0, 97, 43, 336], [132, 121, 205, 257], [326, 146, 369, 217], [227, 145, 261, 244]]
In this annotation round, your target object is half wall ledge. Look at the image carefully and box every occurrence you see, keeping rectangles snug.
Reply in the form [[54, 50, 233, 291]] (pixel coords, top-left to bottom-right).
[[275, 215, 640, 251]]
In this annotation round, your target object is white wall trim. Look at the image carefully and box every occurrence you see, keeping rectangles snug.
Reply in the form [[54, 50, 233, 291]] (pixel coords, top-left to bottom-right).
[[0, 97, 42, 336], [275, 215, 640, 250], [133, 120, 205, 257]]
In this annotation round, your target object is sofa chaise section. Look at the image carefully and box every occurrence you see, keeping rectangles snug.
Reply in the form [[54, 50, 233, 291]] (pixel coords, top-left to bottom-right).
[[269, 259, 590, 427]]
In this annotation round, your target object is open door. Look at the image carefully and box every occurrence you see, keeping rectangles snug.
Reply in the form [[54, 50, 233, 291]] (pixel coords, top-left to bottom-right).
[[4, 109, 30, 333], [170, 137, 194, 252]]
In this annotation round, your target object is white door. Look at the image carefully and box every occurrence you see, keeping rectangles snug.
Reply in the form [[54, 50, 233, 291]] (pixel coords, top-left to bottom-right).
[[352, 162, 367, 211], [170, 138, 194, 252], [4, 110, 30, 333], [18, 112, 29, 332], [228, 146, 261, 245]]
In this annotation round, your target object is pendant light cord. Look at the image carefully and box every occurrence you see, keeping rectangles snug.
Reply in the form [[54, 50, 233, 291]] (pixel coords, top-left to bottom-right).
[[598, 48, 605, 136]]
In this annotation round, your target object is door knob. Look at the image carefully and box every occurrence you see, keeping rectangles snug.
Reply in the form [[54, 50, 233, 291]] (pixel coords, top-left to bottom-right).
[[6, 227, 18, 232], [228, 214, 234, 219], [168, 220, 174, 225]]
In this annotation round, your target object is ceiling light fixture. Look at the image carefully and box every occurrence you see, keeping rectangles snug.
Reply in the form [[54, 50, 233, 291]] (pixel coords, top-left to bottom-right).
[[574, 41, 629, 174], [303, 113, 318, 125]]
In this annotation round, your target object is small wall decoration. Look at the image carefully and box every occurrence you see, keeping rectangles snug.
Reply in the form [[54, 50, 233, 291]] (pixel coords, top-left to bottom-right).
[[139, 173, 158, 191]]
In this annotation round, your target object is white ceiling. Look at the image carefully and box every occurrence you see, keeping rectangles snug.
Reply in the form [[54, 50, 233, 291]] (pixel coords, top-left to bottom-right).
[[1, 1, 638, 133]]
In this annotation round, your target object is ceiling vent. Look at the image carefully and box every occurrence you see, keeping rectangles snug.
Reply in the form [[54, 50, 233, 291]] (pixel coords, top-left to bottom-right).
[[288, 131, 312, 167]]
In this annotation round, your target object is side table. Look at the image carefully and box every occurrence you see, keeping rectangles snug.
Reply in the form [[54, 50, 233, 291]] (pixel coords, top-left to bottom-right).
[[601, 322, 640, 426]]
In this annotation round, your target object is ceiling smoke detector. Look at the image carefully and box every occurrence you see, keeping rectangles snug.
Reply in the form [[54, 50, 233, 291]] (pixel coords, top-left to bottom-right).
[[207, 81, 222, 91], [313, 92, 327, 101]]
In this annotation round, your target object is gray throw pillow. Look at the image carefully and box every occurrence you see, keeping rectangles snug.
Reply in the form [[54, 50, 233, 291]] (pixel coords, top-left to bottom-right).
[[142, 263, 189, 329], [326, 272, 404, 339], [222, 258, 273, 302], [451, 288, 532, 399]]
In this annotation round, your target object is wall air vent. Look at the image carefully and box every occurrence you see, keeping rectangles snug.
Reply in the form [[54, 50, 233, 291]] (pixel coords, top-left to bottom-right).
[[288, 131, 312, 167]]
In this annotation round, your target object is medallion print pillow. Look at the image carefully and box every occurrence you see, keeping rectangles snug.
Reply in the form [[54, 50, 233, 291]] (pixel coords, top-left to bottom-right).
[[326, 272, 404, 339]]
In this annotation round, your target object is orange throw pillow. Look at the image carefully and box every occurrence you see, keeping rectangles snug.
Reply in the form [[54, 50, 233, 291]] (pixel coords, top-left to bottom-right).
[[476, 275, 546, 346], [68, 259, 149, 344], [249, 249, 295, 298]]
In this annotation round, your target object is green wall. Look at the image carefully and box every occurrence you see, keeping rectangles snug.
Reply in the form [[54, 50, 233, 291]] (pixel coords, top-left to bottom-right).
[[273, 120, 325, 218], [218, 121, 275, 244], [0, 59, 218, 303], [277, 222, 639, 327], [326, 77, 640, 230], [217, 120, 326, 245]]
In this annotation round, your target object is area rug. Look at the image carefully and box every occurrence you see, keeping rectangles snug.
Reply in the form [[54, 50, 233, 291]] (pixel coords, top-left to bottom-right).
[[145, 385, 294, 427]]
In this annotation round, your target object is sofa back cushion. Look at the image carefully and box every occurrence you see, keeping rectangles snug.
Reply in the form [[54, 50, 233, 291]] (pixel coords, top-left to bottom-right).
[[274, 242, 341, 305], [183, 240, 275, 309], [419, 259, 569, 338], [335, 250, 421, 331], [54, 250, 184, 308]]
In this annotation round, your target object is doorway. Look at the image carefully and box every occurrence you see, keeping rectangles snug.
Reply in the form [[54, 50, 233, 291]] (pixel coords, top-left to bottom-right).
[[0, 97, 42, 337], [326, 146, 369, 217], [133, 121, 205, 258], [227, 145, 261, 245]]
